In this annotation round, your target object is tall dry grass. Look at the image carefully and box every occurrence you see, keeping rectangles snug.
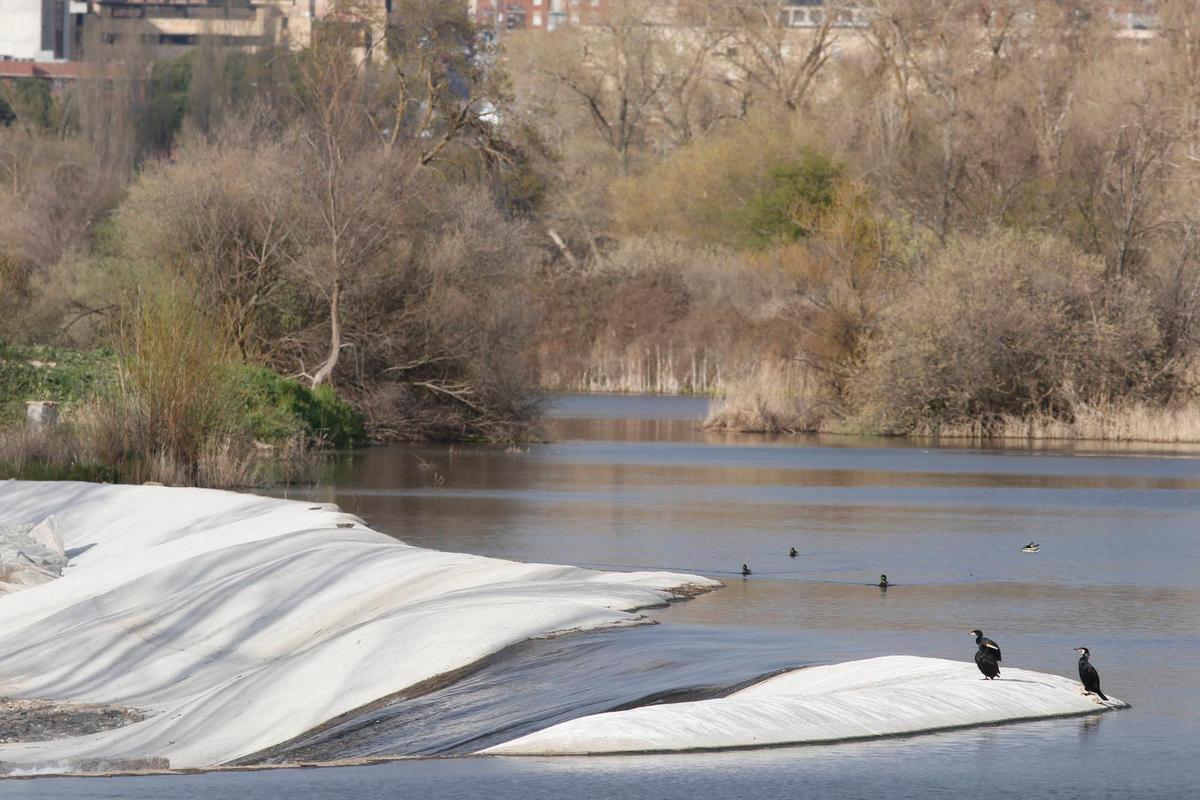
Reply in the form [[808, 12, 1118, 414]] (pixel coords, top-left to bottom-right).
[[0, 288, 313, 488], [0, 403, 312, 488], [703, 361, 824, 433], [560, 345, 725, 395], [920, 403, 1200, 444]]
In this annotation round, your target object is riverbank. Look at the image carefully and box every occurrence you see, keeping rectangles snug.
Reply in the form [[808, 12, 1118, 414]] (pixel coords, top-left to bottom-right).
[[0, 342, 363, 488], [702, 377, 1200, 445]]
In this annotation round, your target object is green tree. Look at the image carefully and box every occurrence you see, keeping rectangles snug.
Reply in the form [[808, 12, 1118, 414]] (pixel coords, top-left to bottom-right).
[[742, 150, 841, 247]]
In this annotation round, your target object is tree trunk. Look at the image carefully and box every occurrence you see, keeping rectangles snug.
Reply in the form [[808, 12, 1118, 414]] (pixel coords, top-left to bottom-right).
[[312, 279, 342, 387]]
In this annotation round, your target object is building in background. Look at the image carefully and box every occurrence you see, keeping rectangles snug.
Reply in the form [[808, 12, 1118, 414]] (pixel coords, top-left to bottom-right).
[[468, 1, 876, 35], [0, 0, 88, 60], [782, 0, 868, 28], [471, 0, 609, 33], [84, 1, 324, 57], [0, 2, 397, 63]]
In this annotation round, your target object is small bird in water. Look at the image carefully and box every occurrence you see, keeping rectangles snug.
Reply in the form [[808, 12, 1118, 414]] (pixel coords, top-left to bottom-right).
[[1022, 542, 1040, 553], [971, 629, 1002, 679], [741, 563, 752, 577], [878, 574, 889, 589], [1074, 647, 1108, 701], [789, 547, 798, 558]]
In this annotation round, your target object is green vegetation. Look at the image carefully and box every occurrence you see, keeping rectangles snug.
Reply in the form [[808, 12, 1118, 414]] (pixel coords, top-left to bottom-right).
[[741, 152, 842, 247], [0, 343, 114, 427], [137, 56, 192, 158], [0, 330, 365, 486], [237, 367, 365, 449], [0, 78, 55, 129]]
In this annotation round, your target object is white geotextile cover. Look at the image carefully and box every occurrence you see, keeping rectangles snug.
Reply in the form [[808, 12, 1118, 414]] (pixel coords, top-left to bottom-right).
[[0, 480, 716, 769], [0, 514, 66, 592], [484, 655, 1127, 756]]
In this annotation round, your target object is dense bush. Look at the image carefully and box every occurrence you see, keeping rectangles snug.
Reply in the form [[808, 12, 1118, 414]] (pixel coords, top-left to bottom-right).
[[851, 230, 1163, 433], [611, 115, 826, 248], [237, 366, 365, 448], [740, 152, 842, 248]]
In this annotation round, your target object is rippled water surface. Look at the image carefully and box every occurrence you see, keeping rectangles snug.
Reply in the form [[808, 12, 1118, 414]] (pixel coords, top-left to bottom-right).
[[8, 394, 1198, 799]]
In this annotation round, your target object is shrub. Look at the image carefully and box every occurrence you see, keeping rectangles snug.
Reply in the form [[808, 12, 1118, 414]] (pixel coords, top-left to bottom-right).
[[852, 229, 1163, 434], [236, 366, 365, 448], [740, 152, 842, 248], [612, 114, 835, 248]]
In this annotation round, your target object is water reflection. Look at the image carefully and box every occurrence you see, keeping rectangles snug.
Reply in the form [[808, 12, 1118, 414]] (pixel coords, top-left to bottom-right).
[[1078, 713, 1104, 740]]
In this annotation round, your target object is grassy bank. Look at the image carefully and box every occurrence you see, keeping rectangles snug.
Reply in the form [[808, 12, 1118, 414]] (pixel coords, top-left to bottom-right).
[[0, 340, 363, 487]]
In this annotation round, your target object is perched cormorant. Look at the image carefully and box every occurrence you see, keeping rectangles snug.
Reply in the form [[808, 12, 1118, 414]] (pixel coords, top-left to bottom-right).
[[789, 547, 798, 558], [1022, 542, 1040, 553], [741, 563, 752, 577], [1074, 647, 1108, 700], [878, 574, 889, 589], [971, 628, 1002, 679]]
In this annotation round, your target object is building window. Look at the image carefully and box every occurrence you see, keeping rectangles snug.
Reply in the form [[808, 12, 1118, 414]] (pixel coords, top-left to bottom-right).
[[158, 34, 198, 46], [532, 12, 542, 26]]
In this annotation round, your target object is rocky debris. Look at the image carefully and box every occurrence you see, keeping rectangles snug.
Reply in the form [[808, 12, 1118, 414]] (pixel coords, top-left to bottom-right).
[[0, 516, 67, 594], [0, 696, 146, 745]]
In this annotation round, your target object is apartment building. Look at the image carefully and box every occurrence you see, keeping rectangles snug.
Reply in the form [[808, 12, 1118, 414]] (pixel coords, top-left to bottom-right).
[[0, 0, 88, 60], [471, 0, 609, 32]]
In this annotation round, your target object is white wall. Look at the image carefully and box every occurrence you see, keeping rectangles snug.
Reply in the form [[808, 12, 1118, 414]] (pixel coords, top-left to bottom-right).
[[0, 0, 48, 60]]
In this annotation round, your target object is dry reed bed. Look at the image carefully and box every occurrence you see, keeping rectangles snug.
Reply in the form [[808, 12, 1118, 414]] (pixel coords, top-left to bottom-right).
[[705, 362, 1200, 444], [703, 362, 822, 433], [917, 404, 1200, 444]]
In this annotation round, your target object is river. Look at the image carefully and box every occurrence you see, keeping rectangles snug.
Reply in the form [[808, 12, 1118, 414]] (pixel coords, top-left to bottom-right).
[[5, 394, 1197, 798]]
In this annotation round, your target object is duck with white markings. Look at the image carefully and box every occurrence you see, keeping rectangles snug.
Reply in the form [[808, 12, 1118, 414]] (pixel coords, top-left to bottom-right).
[[1022, 542, 1040, 553]]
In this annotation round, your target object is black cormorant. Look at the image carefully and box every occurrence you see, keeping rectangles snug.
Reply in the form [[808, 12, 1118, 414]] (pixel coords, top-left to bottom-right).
[[878, 574, 889, 588], [971, 628, 1001, 679], [741, 563, 752, 577], [1074, 647, 1108, 700], [789, 547, 798, 558]]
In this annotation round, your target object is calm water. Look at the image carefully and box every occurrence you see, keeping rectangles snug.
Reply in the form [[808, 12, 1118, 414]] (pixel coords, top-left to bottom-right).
[[6, 394, 1198, 798]]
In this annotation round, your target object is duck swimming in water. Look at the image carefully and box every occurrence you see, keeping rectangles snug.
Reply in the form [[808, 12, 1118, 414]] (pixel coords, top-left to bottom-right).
[[971, 629, 1002, 679], [789, 547, 798, 558], [1074, 647, 1108, 700], [1022, 543, 1040, 553], [741, 563, 752, 577], [878, 574, 889, 589]]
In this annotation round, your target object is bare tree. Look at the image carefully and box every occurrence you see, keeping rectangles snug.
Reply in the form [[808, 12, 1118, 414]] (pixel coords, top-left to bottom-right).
[[288, 2, 417, 387], [534, 3, 666, 173], [711, 0, 837, 113]]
